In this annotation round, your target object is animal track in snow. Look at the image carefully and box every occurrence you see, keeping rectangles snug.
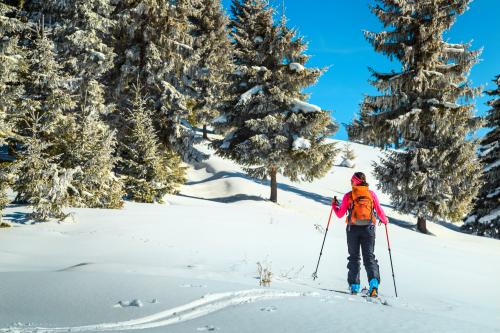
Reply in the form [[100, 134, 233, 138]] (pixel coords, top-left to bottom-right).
[[196, 325, 219, 331], [114, 299, 144, 308], [260, 306, 277, 312], [180, 284, 207, 288]]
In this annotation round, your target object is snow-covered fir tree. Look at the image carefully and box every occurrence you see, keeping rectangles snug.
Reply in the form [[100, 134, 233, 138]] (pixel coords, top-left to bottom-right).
[[12, 29, 78, 220], [190, 0, 233, 140], [24, 0, 116, 85], [0, 1, 25, 138], [23, 2, 124, 209], [340, 142, 356, 168], [112, 0, 205, 163], [463, 75, 500, 239], [0, 1, 27, 222], [58, 80, 124, 209], [213, 0, 337, 203], [118, 85, 186, 203], [365, 0, 483, 233], [13, 113, 78, 221], [13, 24, 76, 138]]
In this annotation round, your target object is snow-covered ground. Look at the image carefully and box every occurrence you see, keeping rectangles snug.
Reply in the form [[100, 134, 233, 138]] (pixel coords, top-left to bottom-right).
[[1, 140, 499, 333]]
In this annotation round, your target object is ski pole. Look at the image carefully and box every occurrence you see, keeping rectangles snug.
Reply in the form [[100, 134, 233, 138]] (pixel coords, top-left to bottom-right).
[[312, 198, 335, 280], [384, 222, 398, 297]]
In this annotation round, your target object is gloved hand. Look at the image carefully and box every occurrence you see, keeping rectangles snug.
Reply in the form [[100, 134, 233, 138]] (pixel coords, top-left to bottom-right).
[[332, 196, 339, 207], [378, 218, 388, 226]]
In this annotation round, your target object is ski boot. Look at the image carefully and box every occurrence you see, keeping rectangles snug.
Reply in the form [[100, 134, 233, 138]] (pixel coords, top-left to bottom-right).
[[369, 278, 379, 297], [350, 283, 361, 295]]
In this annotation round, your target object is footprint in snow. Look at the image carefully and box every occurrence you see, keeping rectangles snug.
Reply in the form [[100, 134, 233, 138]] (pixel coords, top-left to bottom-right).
[[196, 325, 219, 331], [180, 284, 208, 288], [260, 306, 277, 312], [319, 295, 334, 302], [114, 299, 144, 308]]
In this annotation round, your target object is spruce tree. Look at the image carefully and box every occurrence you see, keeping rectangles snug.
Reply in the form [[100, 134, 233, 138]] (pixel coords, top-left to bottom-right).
[[365, 0, 483, 233], [463, 75, 500, 238], [25, 0, 116, 84], [213, 0, 337, 203], [12, 30, 78, 221], [190, 0, 233, 140], [1, 1, 25, 136], [118, 85, 186, 203], [28, 2, 125, 209], [13, 113, 78, 221], [112, 0, 205, 163], [0, 2, 27, 222], [58, 80, 124, 208]]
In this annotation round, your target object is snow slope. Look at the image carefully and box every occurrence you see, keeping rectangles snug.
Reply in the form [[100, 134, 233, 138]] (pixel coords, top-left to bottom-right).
[[0, 140, 499, 333]]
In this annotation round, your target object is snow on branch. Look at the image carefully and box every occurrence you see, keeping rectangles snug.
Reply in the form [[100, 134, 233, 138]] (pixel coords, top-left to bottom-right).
[[239, 85, 263, 104], [444, 46, 466, 54], [291, 99, 321, 113], [251, 66, 267, 72], [486, 187, 500, 199], [170, 39, 193, 51], [485, 159, 500, 173], [480, 141, 499, 157], [425, 99, 460, 109], [422, 70, 444, 77], [289, 63, 305, 72], [212, 114, 227, 124], [292, 137, 311, 150], [386, 108, 421, 127], [436, 63, 457, 70], [478, 207, 500, 224], [90, 50, 106, 61]]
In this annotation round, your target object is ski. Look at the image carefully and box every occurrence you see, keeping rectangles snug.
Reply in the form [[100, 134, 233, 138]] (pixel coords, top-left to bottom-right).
[[284, 279, 391, 306], [359, 287, 390, 306]]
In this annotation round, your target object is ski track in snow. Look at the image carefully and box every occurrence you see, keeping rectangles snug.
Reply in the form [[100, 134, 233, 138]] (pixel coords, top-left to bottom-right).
[[1, 289, 303, 333]]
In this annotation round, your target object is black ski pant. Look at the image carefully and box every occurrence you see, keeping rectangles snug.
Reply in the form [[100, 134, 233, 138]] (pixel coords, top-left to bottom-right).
[[346, 224, 380, 285]]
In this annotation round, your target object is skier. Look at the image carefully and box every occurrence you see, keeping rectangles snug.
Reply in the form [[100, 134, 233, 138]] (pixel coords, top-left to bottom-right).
[[332, 172, 388, 297]]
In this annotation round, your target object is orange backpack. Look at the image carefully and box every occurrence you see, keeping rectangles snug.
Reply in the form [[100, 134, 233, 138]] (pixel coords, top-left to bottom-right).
[[347, 186, 376, 226]]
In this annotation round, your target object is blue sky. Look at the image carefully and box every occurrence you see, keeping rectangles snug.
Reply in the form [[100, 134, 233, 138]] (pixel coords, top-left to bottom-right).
[[222, 0, 500, 140]]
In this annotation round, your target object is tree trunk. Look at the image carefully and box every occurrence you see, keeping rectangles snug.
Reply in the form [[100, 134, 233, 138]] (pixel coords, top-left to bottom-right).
[[202, 124, 208, 140], [417, 216, 428, 234], [270, 166, 277, 203]]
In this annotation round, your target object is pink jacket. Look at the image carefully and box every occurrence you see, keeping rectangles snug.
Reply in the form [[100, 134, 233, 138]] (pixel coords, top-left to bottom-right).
[[332, 190, 388, 224]]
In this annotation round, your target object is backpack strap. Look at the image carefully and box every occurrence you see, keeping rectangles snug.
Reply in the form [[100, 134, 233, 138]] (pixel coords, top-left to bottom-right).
[[347, 193, 354, 230]]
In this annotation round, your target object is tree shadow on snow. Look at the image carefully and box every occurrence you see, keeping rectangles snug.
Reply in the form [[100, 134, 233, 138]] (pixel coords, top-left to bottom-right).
[[433, 219, 463, 233], [185, 170, 333, 206], [3, 211, 34, 225], [186, 170, 255, 186], [177, 193, 267, 204], [386, 216, 418, 232], [273, 182, 332, 206]]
